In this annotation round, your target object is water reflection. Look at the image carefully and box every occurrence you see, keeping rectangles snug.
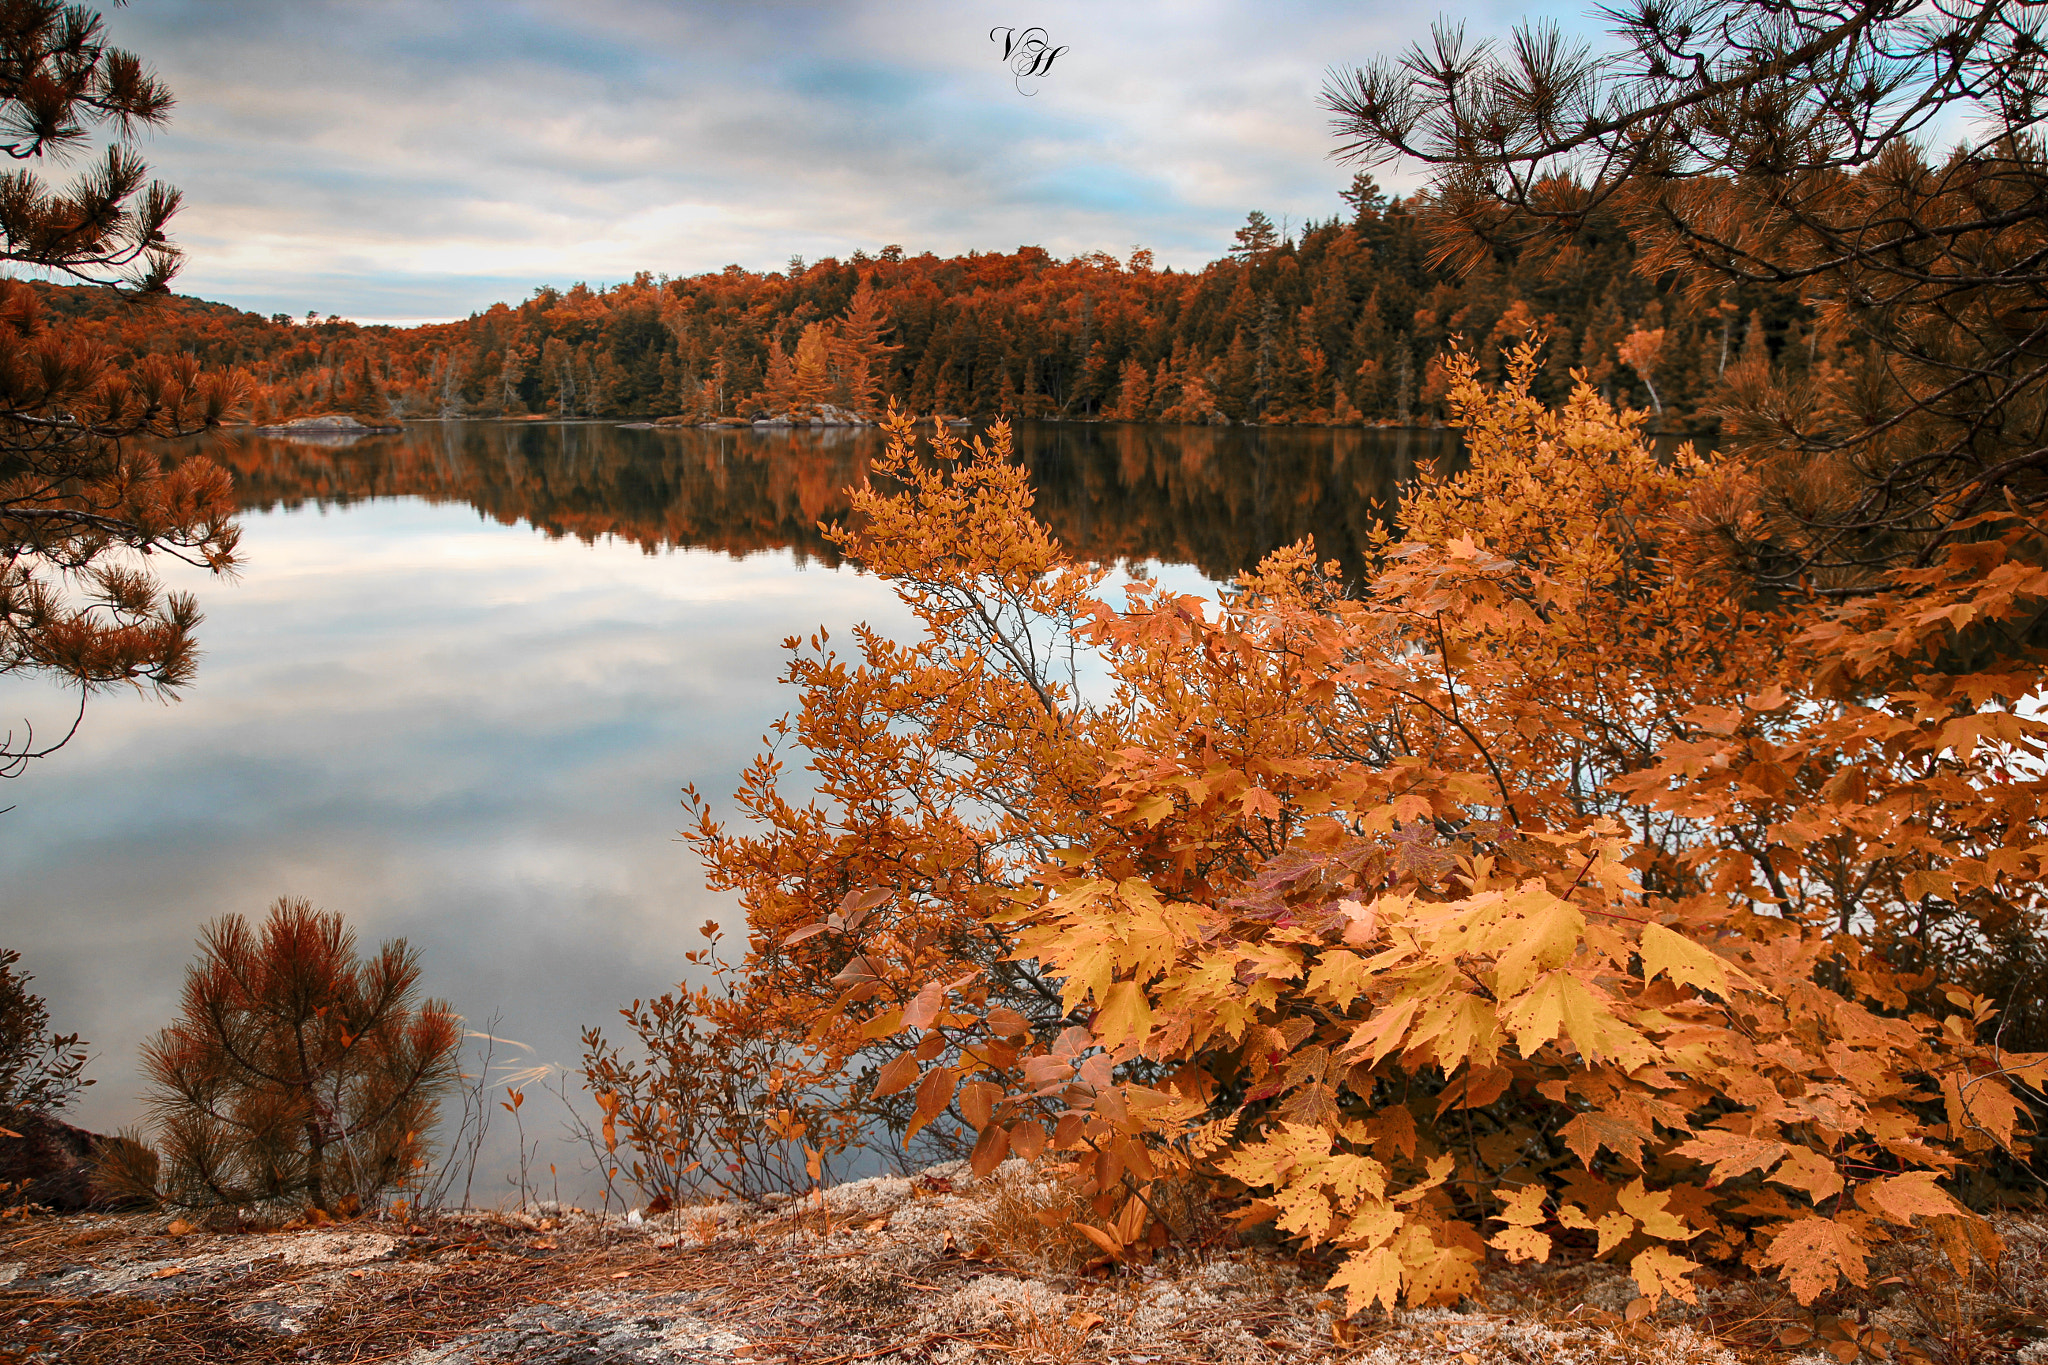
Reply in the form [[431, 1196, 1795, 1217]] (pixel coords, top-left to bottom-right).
[[5, 420, 1457, 1202], [198, 420, 1462, 581]]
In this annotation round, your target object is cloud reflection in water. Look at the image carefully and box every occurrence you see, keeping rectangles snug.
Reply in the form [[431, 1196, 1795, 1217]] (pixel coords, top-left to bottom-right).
[[0, 419, 1446, 1199], [0, 498, 912, 1190]]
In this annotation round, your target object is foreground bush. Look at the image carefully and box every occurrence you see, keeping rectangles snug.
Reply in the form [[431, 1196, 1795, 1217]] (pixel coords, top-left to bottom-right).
[[141, 897, 459, 1214], [0, 948, 89, 1119], [579, 921, 853, 1204], [669, 363, 2045, 1312]]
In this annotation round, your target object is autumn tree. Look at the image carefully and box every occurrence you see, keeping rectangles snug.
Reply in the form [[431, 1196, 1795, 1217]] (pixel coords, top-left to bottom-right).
[[790, 321, 832, 415], [1321, 0, 2048, 588], [831, 278, 898, 418], [0, 0, 240, 778], [141, 898, 459, 1214], [674, 371, 2044, 1318], [1615, 326, 1665, 416]]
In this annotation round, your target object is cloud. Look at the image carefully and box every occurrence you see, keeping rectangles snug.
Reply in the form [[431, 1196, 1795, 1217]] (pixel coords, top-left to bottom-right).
[[92, 0, 1587, 319]]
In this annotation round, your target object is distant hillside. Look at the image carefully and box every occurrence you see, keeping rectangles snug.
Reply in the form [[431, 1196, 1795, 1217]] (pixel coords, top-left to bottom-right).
[[13, 179, 1814, 430]]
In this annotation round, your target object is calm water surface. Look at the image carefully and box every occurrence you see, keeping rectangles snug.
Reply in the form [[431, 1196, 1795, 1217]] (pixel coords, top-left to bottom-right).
[[0, 419, 1455, 1197]]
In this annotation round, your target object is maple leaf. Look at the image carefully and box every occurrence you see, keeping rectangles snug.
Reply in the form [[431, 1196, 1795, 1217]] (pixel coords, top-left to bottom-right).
[[1593, 1209, 1635, 1255], [1490, 894, 1584, 998], [1768, 1147, 1845, 1203], [1558, 1110, 1654, 1170], [1617, 1179, 1695, 1240], [1762, 1217, 1871, 1304], [1493, 1183, 1547, 1227], [1092, 979, 1152, 1051], [1243, 786, 1282, 820], [1304, 949, 1370, 1009], [1396, 1233, 1483, 1305], [1489, 1224, 1552, 1263], [1500, 970, 1657, 1067], [1279, 1081, 1341, 1130], [1273, 1184, 1338, 1244], [1670, 1129, 1789, 1185], [1855, 1171, 1968, 1227], [1329, 1246, 1403, 1314], [1638, 922, 1756, 997], [1629, 1246, 1700, 1304], [1342, 996, 1421, 1065]]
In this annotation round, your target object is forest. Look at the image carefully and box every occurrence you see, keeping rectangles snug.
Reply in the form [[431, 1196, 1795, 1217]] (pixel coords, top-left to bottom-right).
[[25, 176, 1806, 430], [9, 0, 2048, 1353]]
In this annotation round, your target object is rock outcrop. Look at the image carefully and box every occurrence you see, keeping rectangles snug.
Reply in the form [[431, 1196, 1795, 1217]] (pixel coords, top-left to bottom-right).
[[247, 413, 404, 439], [0, 1109, 155, 1212]]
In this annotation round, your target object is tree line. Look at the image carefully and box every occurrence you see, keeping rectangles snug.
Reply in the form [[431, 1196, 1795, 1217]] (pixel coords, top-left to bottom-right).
[[26, 178, 1815, 431]]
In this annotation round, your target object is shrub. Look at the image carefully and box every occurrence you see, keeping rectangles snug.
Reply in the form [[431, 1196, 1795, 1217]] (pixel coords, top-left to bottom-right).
[[141, 897, 459, 1214], [0, 948, 89, 1118], [578, 920, 855, 1204], [673, 372, 2048, 1315]]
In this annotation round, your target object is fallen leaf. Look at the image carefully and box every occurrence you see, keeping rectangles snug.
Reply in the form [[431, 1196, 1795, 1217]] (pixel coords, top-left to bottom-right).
[[166, 1218, 195, 1236], [149, 1266, 183, 1279]]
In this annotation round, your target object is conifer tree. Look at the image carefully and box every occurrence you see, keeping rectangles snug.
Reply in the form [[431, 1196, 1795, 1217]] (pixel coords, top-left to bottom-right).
[[0, 1, 239, 779], [831, 279, 898, 418], [142, 898, 459, 1215], [1323, 0, 2048, 585]]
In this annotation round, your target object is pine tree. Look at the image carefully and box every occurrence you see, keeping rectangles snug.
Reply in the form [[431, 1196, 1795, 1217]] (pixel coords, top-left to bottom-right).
[[0, 1, 239, 778], [1230, 210, 1279, 260], [142, 898, 459, 1214], [1323, 0, 2048, 583]]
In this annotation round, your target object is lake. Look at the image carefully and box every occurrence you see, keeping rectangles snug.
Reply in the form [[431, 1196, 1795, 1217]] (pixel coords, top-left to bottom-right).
[[0, 418, 1456, 1201]]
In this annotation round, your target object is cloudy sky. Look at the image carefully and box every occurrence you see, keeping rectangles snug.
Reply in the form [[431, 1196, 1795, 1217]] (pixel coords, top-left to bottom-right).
[[92, 0, 1585, 324]]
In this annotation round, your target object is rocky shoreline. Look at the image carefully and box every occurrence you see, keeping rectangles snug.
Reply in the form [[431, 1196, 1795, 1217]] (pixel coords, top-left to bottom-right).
[[8, 1158, 2033, 1364]]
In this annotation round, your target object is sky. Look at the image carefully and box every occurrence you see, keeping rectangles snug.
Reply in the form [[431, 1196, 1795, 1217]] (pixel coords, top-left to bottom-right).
[[88, 0, 1587, 325]]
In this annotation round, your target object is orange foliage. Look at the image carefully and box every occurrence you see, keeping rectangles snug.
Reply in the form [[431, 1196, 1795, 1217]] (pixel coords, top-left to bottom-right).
[[678, 342, 2045, 1311], [0, 279, 242, 771]]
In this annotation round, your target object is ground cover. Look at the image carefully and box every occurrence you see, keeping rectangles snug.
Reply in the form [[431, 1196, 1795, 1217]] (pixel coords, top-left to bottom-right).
[[3, 1161, 2039, 1364]]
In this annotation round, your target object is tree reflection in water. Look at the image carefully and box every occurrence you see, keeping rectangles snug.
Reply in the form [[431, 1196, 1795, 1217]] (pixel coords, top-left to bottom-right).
[[187, 420, 1464, 582]]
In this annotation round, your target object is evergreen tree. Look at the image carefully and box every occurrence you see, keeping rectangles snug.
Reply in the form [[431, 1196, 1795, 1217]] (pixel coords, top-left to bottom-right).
[[0, 2, 238, 778]]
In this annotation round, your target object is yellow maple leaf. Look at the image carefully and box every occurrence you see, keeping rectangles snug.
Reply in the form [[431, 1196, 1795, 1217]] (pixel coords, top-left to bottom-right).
[[1342, 996, 1421, 1065], [1768, 1146, 1845, 1203], [1489, 894, 1583, 998], [1093, 979, 1152, 1051], [1328, 1246, 1403, 1314], [1305, 949, 1370, 1009], [1638, 922, 1757, 996], [1493, 1183, 1547, 1227], [1617, 1179, 1695, 1241], [1594, 1208, 1635, 1256], [1500, 970, 1654, 1066], [1629, 1245, 1700, 1304], [1669, 1129, 1789, 1185], [1489, 1224, 1552, 1263]]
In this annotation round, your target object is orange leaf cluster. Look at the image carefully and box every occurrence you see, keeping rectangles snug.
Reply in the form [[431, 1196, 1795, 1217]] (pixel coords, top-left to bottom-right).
[[683, 344, 2046, 1312]]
